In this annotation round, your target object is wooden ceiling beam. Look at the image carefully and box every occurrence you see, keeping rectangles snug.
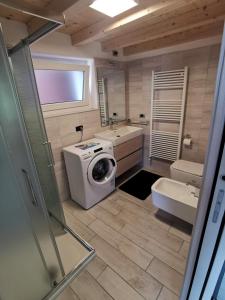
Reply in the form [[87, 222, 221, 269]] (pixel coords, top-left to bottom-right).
[[71, 0, 186, 45], [26, 0, 80, 34], [110, 0, 222, 37], [101, 0, 225, 51], [0, 0, 79, 23], [58, 0, 99, 35], [0, 4, 32, 22], [123, 20, 224, 56]]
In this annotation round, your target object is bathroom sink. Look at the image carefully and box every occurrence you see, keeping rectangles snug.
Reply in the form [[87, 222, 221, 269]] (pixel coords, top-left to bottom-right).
[[94, 126, 143, 146]]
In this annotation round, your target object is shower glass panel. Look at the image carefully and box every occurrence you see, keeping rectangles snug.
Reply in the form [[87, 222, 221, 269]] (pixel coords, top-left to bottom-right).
[[0, 128, 53, 300], [10, 44, 65, 226], [0, 28, 63, 299], [0, 18, 95, 300], [7, 30, 96, 299]]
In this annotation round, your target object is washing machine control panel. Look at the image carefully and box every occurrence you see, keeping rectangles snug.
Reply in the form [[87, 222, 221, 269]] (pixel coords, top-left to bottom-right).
[[81, 153, 92, 160], [94, 147, 103, 153], [64, 138, 114, 161], [80, 145, 113, 160], [75, 142, 100, 150]]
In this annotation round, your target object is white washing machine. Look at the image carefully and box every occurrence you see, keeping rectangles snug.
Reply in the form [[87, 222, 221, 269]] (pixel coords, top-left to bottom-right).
[[63, 138, 117, 209]]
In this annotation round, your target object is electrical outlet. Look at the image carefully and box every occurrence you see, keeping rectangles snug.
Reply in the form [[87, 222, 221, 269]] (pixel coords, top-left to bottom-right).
[[76, 125, 83, 132]]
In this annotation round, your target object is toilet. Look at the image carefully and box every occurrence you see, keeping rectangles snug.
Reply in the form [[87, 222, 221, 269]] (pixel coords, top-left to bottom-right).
[[151, 160, 204, 224], [170, 159, 204, 188]]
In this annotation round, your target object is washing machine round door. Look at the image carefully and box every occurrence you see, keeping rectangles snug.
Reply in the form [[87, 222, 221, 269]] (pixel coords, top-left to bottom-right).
[[88, 153, 117, 186]]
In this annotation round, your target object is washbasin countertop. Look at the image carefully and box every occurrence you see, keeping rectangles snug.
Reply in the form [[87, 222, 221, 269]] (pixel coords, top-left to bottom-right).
[[94, 126, 144, 146]]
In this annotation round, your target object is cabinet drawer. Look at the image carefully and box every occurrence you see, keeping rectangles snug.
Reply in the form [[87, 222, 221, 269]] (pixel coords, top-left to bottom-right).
[[116, 149, 142, 177], [114, 135, 143, 161]]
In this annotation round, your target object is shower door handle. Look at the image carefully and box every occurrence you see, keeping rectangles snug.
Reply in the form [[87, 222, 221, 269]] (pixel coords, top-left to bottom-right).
[[42, 140, 55, 167], [47, 141, 55, 167], [22, 169, 39, 207]]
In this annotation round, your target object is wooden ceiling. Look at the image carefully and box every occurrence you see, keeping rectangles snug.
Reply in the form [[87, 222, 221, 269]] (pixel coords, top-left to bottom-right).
[[0, 0, 224, 56]]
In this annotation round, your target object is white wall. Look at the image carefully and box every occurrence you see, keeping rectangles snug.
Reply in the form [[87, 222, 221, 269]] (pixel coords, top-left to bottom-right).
[[0, 16, 114, 59], [31, 31, 114, 60]]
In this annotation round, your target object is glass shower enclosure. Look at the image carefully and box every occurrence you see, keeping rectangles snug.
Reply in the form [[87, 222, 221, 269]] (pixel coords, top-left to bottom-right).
[[0, 15, 95, 300], [0, 26, 64, 299]]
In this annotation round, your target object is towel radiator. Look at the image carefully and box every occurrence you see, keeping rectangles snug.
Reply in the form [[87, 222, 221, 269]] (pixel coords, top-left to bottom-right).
[[98, 78, 108, 126], [150, 67, 188, 161]]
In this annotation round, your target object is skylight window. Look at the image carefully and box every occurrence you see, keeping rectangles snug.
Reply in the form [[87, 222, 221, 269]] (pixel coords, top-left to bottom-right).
[[90, 0, 138, 17]]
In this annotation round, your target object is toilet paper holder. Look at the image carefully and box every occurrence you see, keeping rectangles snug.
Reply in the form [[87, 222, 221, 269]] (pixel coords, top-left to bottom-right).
[[183, 134, 192, 148]]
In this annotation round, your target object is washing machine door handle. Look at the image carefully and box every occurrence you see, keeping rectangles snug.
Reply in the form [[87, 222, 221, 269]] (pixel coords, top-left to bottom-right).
[[110, 158, 116, 167], [88, 153, 117, 186]]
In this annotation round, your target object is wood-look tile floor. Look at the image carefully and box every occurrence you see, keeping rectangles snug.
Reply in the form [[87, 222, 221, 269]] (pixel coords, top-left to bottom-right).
[[57, 189, 192, 300]]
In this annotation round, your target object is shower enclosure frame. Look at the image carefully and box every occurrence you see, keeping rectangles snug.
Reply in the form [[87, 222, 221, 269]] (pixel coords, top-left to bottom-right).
[[0, 4, 95, 299]]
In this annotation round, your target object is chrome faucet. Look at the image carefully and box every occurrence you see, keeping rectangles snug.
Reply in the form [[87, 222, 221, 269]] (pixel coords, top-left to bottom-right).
[[186, 183, 200, 197], [109, 117, 118, 130], [109, 118, 114, 130]]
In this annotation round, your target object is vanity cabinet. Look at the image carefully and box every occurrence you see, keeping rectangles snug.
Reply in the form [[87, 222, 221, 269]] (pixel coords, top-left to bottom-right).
[[114, 135, 143, 177]]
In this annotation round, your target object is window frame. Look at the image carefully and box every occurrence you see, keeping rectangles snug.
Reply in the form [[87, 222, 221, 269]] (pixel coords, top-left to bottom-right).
[[33, 59, 90, 116]]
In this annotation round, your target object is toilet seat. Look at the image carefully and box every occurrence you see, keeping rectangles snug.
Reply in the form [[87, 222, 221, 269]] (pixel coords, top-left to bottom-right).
[[171, 160, 203, 176], [170, 159, 204, 188]]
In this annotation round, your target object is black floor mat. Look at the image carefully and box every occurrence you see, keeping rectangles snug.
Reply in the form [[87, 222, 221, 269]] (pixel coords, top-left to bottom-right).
[[119, 170, 161, 200]]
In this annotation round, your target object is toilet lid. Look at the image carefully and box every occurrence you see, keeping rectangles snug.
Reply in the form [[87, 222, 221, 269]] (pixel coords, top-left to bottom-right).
[[171, 160, 204, 177]]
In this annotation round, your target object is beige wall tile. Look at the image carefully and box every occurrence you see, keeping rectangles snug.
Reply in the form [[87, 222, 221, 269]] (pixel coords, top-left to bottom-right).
[[44, 109, 103, 201], [51, 138, 63, 164], [55, 167, 70, 202], [44, 116, 60, 139], [58, 113, 80, 137], [126, 45, 220, 166]]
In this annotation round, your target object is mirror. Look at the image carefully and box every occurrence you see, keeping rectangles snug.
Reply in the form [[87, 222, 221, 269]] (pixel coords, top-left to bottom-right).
[[96, 61, 126, 127]]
